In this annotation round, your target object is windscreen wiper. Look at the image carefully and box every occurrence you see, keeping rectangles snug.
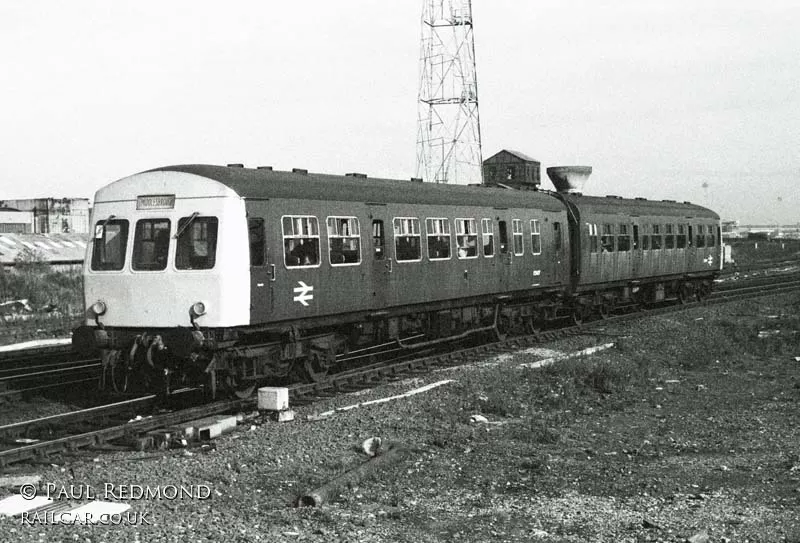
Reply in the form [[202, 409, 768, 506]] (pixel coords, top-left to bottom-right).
[[174, 212, 199, 239]]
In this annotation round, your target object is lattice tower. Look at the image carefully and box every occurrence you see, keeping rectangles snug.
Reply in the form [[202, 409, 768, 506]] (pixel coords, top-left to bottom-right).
[[416, 0, 483, 185]]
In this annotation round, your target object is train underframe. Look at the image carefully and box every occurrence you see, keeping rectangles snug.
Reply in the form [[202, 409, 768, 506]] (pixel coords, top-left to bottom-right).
[[76, 275, 715, 399]]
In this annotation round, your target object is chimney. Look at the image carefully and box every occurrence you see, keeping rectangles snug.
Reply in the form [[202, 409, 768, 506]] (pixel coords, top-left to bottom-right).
[[546, 166, 592, 194]]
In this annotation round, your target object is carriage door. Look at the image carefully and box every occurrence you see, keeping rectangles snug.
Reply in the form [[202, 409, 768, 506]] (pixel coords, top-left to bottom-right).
[[497, 218, 511, 292], [248, 217, 272, 322], [553, 221, 565, 277], [632, 223, 642, 278], [370, 211, 392, 310]]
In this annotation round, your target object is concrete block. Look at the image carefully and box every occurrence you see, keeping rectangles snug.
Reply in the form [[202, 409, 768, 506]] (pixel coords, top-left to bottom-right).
[[258, 387, 289, 411], [272, 409, 295, 422], [193, 415, 237, 440]]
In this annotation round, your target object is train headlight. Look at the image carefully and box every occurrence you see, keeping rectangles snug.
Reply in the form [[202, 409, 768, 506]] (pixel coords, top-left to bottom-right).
[[91, 300, 107, 316], [190, 301, 207, 319]]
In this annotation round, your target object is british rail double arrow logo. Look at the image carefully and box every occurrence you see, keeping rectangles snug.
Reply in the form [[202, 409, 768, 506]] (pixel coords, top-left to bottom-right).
[[293, 281, 314, 306]]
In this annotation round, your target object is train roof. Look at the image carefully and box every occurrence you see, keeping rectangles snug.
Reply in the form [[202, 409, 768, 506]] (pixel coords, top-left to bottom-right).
[[148, 165, 566, 211], [561, 193, 719, 220]]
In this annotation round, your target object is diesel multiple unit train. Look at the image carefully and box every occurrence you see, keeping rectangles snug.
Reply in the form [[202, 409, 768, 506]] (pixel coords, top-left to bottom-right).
[[73, 163, 721, 397]]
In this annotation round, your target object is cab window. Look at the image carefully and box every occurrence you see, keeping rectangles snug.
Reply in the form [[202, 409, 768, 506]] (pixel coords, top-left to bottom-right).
[[327, 216, 361, 266], [132, 219, 170, 271], [282, 215, 320, 268], [696, 224, 706, 248], [176, 216, 218, 270], [91, 219, 129, 271]]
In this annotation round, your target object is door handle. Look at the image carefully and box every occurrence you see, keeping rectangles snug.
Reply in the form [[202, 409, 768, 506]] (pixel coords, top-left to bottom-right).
[[268, 264, 276, 281]]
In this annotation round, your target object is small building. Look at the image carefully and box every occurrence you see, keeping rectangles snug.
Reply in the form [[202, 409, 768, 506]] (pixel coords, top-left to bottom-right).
[[482, 149, 541, 189], [0, 208, 34, 234], [0, 198, 90, 234]]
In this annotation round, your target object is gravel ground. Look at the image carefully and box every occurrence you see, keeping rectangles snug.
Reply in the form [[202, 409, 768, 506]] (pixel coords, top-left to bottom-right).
[[1, 292, 799, 542]]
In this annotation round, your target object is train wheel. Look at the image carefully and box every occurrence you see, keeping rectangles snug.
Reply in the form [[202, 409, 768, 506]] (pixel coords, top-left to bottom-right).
[[303, 351, 330, 382], [571, 306, 586, 326], [597, 301, 611, 320], [224, 374, 256, 399], [696, 282, 712, 301], [678, 283, 695, 304]]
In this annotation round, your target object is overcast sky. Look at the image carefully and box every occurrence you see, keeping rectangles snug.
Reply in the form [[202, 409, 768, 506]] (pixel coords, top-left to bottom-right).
[[1, 1, 797, 223]]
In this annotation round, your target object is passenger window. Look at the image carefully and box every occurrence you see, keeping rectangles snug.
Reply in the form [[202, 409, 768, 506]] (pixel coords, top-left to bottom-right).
[[393, 217, 421, 262], [327, 216, 361, 266], [641, 224, 650, 251], [677, 224, 687, 249], [587, 223, 599, 253], [651, 225, 662, 250], [248, 218, 265, 266], [498, 221, 508, 254], [426, 218, 451, 260], [176, 216, 218, 270], [696, 224, 706, 248], [481, 218, 494, 257], [512, 219, 524, 255], [553, 222, 562, 251], [372, 220, 385, 260], [665, 224, 675, 249], [531, 219, 542, 254], [455, 218, 478, 259], [91, 219, 129, 271], [282, 215, 320, 268], [601, 224, 614, 252], [617, 224, 630, 252], [133, 219, 171, 271]]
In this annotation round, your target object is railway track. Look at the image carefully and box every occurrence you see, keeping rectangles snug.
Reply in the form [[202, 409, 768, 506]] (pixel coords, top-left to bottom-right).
[[1, 274, 798, 469]]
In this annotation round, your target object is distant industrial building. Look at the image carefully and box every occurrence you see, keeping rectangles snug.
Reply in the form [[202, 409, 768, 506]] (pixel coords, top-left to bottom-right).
[[0, 208, 34, 234], [0, 198, 90, 234], [482, 150, 541, 188]]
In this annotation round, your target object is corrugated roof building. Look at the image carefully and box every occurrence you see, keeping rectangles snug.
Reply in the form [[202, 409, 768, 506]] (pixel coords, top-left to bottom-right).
[[0, 233, 89, 271]]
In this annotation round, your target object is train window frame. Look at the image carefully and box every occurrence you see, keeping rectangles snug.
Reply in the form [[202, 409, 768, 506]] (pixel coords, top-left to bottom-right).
[[281, 215, 321, 269], [601, 224, 615, 253], [455, 218, 478, 259], [512, 219, 524, 256], [664, 224, 675, 250], [426, 218, 452, 261], [90, 219, 129, 272], [696, 224, 706, 248], [393, 217, 422, 262], [132, 218, 171, 272], [175, 216, 219, 271], [248, 218, 266, 267], [617, 224, 631, 252], [481, 218, 494, 257], [706, 224, 715, 247], [372, 219, 385, 260], [641, 224, 650, 251], [651, 224, 662, 250], [326, 216, 362, 267], [677, 224, 687, 249], [587, 223, 599, 253], [531, 219, 542, 255]]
